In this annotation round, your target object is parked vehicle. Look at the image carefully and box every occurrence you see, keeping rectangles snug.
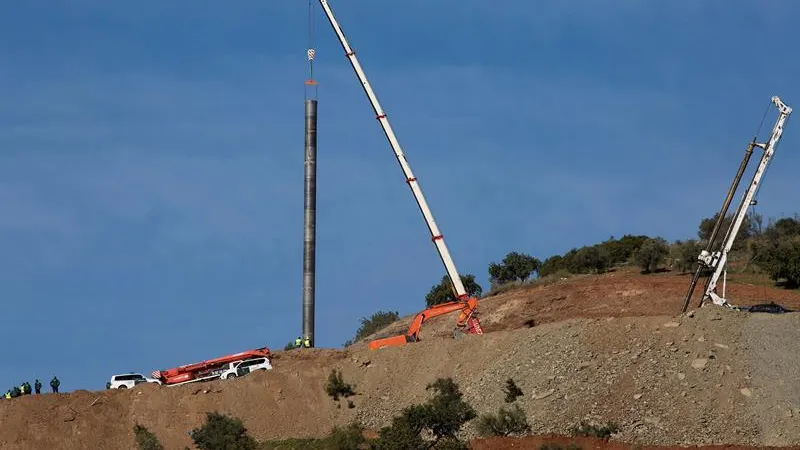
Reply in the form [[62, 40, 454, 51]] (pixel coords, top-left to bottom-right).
[[219, 357, 273, 380], [151, 347, 272, 386], [107, 373, 162, 389]]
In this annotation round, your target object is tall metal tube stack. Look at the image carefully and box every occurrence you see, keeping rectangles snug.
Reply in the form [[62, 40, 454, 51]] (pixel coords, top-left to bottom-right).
[[302, 98, 318, 347]]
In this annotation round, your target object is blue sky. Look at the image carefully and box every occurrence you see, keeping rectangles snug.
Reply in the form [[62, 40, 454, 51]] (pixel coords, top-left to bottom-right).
[[1, 1, 799, 391]]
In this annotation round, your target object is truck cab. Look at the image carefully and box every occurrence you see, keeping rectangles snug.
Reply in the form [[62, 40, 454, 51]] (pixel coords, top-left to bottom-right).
[[219, 357, 272, 380]]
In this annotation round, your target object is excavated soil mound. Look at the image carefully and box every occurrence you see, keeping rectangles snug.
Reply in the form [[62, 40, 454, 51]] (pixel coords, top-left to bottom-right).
[[1, 304, 799, 450], [358, 270, 800, 344]]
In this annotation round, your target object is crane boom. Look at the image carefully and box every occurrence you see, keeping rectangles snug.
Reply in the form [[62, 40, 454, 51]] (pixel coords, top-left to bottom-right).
[[685, 96, 792, 311], [317, 0, 468, 299]]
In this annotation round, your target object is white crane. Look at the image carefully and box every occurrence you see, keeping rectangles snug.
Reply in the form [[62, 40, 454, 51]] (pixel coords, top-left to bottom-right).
[[682, 96, 792, 312], [316, 0, 470, 300]]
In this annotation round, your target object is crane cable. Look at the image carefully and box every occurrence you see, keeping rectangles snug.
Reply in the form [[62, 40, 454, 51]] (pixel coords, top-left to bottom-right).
[[304, 0, 318, 100]]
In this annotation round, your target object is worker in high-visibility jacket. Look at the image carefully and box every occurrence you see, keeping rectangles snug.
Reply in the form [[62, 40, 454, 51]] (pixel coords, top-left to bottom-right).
[[294, 336, 302, 348], [303, 337, 311, 348], [4, 390, 10, 399]]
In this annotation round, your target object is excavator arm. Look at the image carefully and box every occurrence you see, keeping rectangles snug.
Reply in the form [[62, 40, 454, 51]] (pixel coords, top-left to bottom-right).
[[368, 298, 483, 350]]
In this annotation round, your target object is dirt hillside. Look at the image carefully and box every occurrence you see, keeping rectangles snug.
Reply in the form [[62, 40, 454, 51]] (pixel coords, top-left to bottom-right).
[[1, 272, 799, 450], [360, 269, 800, 344]]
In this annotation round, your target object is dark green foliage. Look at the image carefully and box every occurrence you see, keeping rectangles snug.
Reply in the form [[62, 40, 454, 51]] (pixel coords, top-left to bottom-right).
[[488, 252, 542, 286], [423, 378, 477, 439], [259, 422, 365, 450], [425, 275, 483, 307], [475, 404, 531, 437], [671, 239, 702, 273], [503, 378, 523, 403], [344, 310, 400, 346], [283, 341, 296, 351], [571, 246, 611, 274], [328, 422, 366, 450], [539, 255, 565, 277], [372, 378, 475, 450], [325, 369, 355, 401], [752, 217, 800, 287], [569, 421, 620, 439], [538, 235, 651, 277], [698, 213, 755, 247], [190, 411, 257, 450], [372, 414, 427, 450], [133, 423, 164, 450], [634, 238, 669, 273]]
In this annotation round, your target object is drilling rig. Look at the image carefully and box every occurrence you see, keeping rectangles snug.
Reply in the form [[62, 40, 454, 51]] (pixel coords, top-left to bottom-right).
[[681, 96, 792, 313]]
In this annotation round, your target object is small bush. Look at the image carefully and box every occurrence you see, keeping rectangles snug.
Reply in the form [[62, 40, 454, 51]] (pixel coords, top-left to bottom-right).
[[325, 369, 355, 401], [283, 341, 296, 351], [344, 310, 400, 346], [569, 421, 620, 439], [372, 377, 475, 450], [503, 378, 523, 403], [328, 422, 366, 450], [425, 275, 483, 307], [189, 411, 257, 450], [476, 404, 531, 437], [133, 423, 164, 450]]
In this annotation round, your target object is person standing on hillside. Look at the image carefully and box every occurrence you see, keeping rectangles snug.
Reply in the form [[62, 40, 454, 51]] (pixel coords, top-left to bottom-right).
[[34, 379, 42, 394], [294, 336, 302, 348], [50, 376, 60, 393]]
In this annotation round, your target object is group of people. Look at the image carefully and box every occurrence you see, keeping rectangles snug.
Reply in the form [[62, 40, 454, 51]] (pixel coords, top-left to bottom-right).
[[3, 377, 60, 399], [294, 336, 311, 348]]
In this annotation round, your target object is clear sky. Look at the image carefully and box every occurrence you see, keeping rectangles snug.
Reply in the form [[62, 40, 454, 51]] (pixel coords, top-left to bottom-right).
[[1, 1, 799, 392]]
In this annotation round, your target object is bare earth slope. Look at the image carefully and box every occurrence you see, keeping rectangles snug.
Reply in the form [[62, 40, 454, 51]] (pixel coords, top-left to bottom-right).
[[1, 272, 799, 450], [361, 270, 800, 344]]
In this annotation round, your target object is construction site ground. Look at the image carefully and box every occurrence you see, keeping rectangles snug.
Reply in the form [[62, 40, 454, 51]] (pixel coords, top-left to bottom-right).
[[2, 269, 800, 450]]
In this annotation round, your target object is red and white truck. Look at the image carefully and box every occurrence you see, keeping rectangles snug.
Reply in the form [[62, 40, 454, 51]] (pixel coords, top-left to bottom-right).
[[151, 347, 272, 386]]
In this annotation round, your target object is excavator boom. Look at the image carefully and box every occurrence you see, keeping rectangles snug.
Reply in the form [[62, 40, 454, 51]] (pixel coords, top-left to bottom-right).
[[368, 298, 483, 350]]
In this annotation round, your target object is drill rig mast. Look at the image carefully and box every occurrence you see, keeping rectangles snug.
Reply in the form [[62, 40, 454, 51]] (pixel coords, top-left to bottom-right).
[[681, 96, 792, 313]]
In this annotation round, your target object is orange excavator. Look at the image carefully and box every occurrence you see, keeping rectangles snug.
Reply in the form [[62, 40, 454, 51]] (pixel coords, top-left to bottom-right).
[[368, 298, 483, 350], [317, 0, 485, 350]]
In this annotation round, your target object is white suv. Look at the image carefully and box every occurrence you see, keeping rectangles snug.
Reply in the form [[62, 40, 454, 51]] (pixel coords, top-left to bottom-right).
[[219, 357, 272, 380], [107, 373, 162, 389]]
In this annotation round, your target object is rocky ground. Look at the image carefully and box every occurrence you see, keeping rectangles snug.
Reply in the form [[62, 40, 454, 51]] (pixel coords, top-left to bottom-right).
[[1, 271, 799, 450]]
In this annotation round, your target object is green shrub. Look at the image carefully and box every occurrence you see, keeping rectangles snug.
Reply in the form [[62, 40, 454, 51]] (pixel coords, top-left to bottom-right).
[[325, 369, 355, 401], [503, 378, 523, 403], [475, 404, 531, 437], [190, 411, 257, 450], [372, 378, 475, 450], [425, 275, 483, 307], [133, 423, 164, 450], [344, 311, 400, 346]]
